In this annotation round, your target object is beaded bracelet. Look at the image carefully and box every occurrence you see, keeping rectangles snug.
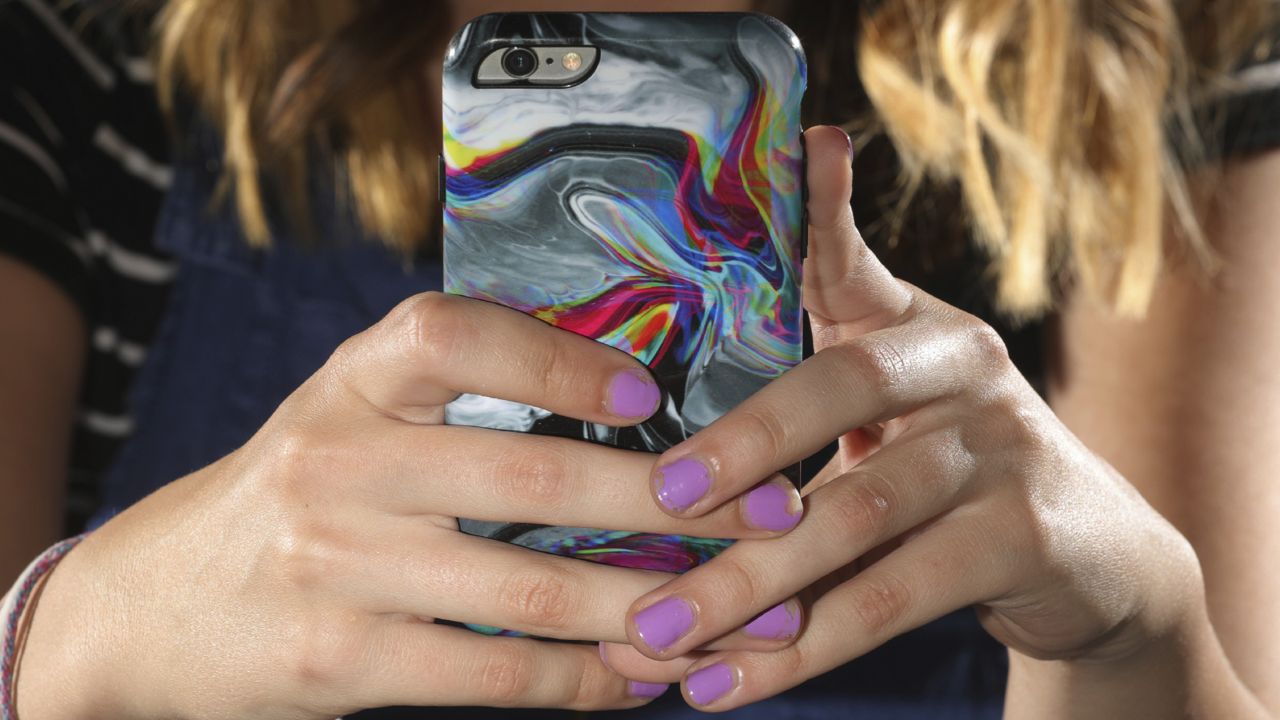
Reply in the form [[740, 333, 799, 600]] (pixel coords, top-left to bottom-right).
[[1, 534, 89, 720]]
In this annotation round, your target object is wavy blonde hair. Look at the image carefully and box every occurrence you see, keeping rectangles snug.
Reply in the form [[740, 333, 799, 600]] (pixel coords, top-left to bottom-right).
[[155, 0, 1275, 318]]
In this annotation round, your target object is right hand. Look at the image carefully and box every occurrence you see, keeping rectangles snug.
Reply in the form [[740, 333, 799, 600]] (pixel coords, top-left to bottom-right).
[[15, 292, 803, 720]]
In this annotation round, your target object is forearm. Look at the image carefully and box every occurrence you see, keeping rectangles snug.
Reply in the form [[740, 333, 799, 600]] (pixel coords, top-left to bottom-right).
[[0, 256, 84, 586], [0, 258, 99, 717], [1, 487, 63, 588], [1005, 593, 1271, 720]]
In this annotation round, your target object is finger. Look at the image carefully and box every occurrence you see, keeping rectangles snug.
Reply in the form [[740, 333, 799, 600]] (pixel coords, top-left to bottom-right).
[[600, 613, 816, 685], [316, 291, 661, 424], [648, 320, 976, 518], [801, 125, 913, 336], [355, 517, 808, 648], [360, 524, 818, 650], [629, 430, 974, 659], [351, 421, 798, 538], [353, 525, 666, 641], [353, 619, 667, 709], [599, 641, 700, 685], [674, 511, 1006, 711]]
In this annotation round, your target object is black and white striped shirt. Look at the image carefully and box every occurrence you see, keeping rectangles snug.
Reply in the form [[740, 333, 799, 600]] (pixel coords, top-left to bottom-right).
[[0, 0, 172, 531]]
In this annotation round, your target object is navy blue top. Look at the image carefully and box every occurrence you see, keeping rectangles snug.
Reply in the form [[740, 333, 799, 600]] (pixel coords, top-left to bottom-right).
[[86, 124, 1007, 719]]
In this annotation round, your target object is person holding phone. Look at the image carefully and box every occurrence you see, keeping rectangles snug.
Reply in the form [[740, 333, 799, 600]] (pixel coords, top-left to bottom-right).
[[3, 1, 1279, 719]]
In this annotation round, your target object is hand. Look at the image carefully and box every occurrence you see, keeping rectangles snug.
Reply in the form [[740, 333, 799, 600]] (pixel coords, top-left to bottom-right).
[[599, 126, 1202, 710], [15, 293, 799, 719]]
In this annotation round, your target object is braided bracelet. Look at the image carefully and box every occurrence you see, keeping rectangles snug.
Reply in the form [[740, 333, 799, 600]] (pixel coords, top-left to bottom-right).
[[1, 534, 88, 720]]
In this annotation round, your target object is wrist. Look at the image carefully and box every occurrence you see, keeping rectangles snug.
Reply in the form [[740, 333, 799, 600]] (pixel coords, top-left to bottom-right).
[[11, 537, 139, 720], [1007, 588, 1266, 719], [1007, 614, 1193, 715]]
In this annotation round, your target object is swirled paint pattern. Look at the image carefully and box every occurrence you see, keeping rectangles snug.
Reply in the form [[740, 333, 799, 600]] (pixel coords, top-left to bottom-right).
[[442, 13, 805, 616]]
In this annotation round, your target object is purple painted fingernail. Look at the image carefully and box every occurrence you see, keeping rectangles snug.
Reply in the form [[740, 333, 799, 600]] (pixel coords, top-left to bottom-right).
[[608, 369, 660, 419], [654, 458, 711, 512], [632, 596, 694, 653], [686, 663, 736, 706], [744, 601, 802, 640], [743, 481, 802, 531], [628, 680, 669, 698]]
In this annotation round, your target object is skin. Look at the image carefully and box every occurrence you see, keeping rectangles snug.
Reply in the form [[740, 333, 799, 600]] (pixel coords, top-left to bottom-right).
[[0, 257, 81, 588], [596, 128, 1279, 718], [15, 292, 800, 718], [1050, 152, 1280, 711], [3, 2, 1277, 718]]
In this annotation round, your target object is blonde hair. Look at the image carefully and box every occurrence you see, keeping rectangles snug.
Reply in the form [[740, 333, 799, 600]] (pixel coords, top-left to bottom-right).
[[155, 0, 1275, 318], [156, 1, 443, 249], [857, 0, 1274, 317]]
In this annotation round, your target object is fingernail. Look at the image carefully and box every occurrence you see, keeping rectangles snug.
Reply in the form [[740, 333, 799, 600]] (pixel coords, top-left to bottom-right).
[[743, 481, 803, 532], [826, 125, 853, 161], [607, 369, 660, 419], [598, 641, 612, 670], [743, 601, 802, 640], [628, 680, 670, 698], [632, 596, 694, 653], [653, 458, 711, 512], [686, 663, 736, 706]]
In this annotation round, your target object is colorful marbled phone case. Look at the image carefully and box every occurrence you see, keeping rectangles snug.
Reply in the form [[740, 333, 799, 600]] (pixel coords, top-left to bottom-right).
[[441, 13, 806, 619]]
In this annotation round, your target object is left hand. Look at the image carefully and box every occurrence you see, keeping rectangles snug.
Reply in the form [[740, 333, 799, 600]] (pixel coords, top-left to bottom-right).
[[596, 126, 1204, 710]]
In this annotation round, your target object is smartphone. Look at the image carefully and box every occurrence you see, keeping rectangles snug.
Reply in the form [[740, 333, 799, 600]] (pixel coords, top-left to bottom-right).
[[441, 12, 806, 620]]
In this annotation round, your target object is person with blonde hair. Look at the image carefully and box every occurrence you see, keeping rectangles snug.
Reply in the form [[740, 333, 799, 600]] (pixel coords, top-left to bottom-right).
[[1, 0, 1278, 717]]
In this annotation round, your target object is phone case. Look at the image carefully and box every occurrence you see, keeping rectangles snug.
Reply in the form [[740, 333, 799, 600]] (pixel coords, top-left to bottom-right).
[[441, 13, 806, 617]]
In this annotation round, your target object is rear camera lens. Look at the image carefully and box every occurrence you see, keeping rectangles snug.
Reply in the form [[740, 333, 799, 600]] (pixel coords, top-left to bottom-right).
[[502, 47, 537, 78]]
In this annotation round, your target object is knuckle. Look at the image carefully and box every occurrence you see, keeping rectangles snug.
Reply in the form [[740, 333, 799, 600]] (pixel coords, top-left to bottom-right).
[[266, 425, 348, 501], [320, 333, 363, 386], [292, 612, 365, 691], [477, 644, 537, 705], [520, 335, 571, 399], [768, 638, 811, 680], [961, 380, 1048, 458], [274, 515, 348, 594], [996, 404, 1053, 457], [307, 330, 377, 413], [713, 556, 768, 612], [263, 436, 360, 594], [848, 571, 912, 637], [498, 563, 579, 634], [267, 427, 319, 498], [955, 311, 1010, 369], [567, 651, 615, 709], [736, 406, 792, 466], [492, 441, 572, 510], [404, 291, 464, 367], [827, 469, 898, 541], [834, 338, 908, 394], [916, 430, 976, 497], [273, 425, 314, 473]]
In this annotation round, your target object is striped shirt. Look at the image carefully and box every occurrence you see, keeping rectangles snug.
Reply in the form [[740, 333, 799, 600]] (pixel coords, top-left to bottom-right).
[[0, 0, 171, 532]]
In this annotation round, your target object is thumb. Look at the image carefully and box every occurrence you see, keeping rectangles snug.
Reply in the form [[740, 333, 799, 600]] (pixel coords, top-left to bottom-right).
[[801, 125, 912, 345]]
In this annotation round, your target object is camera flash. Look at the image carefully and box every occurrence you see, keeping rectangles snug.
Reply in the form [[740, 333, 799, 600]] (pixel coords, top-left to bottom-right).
[[562, 52, 583, 71]]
